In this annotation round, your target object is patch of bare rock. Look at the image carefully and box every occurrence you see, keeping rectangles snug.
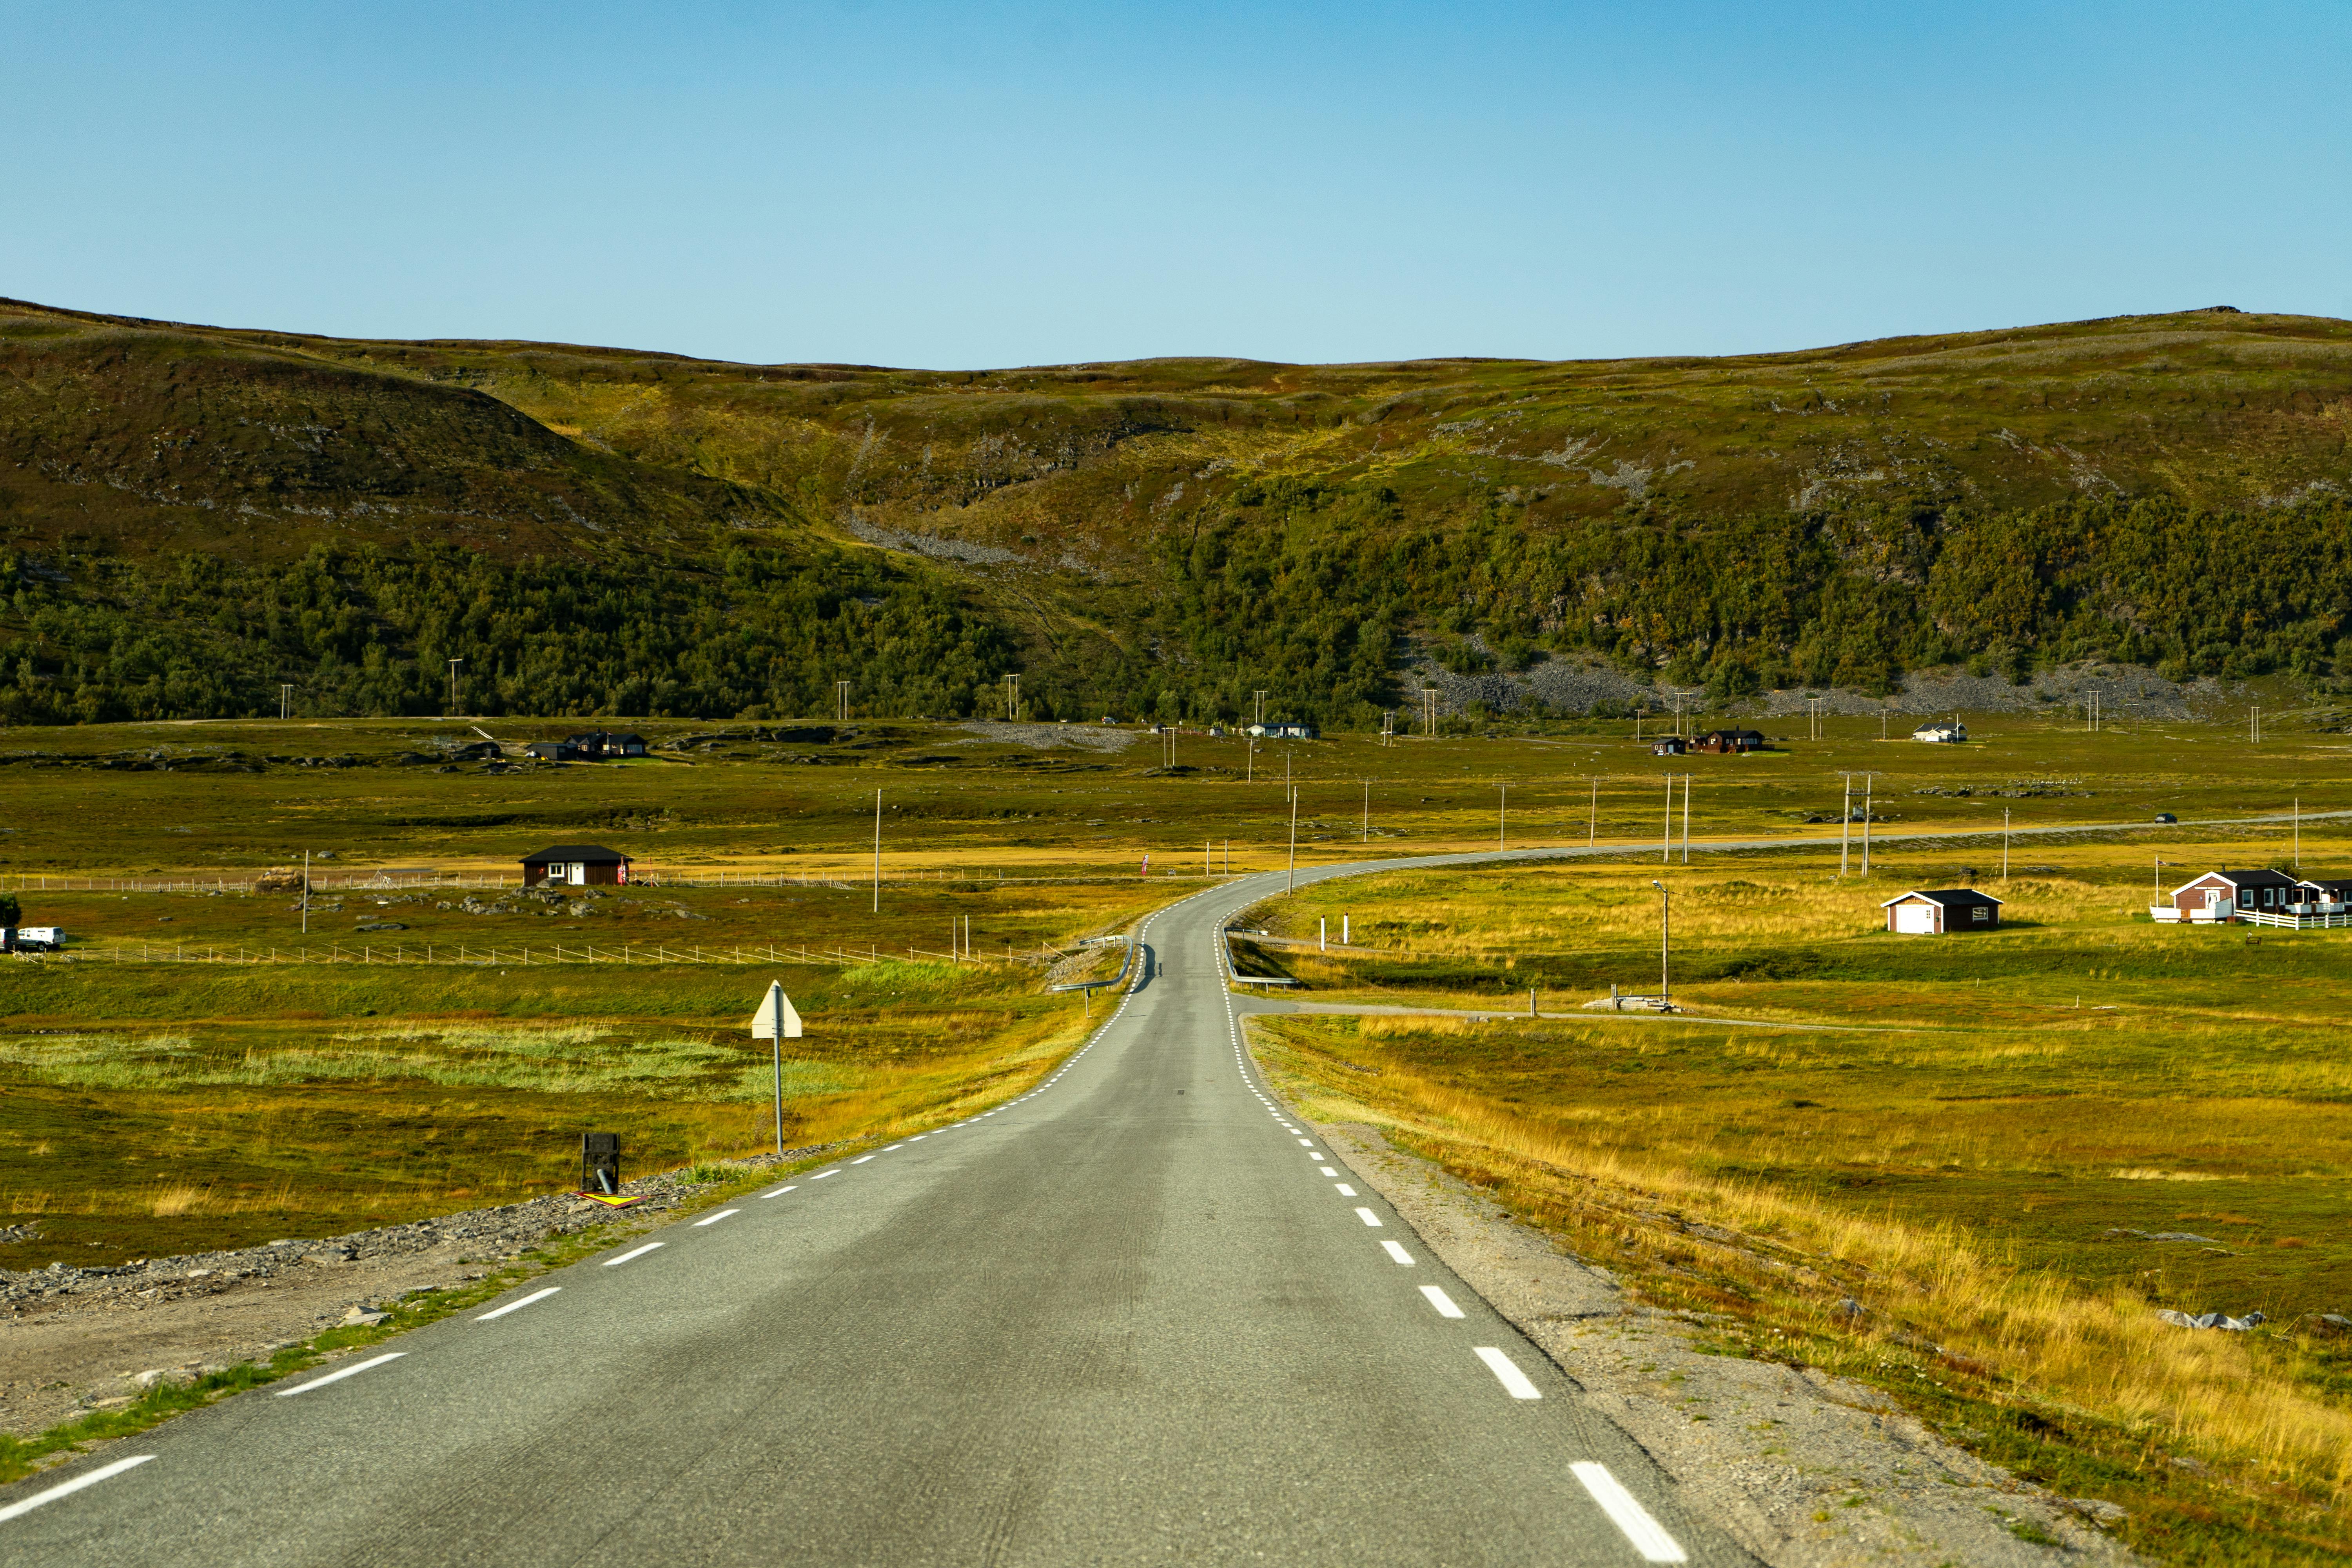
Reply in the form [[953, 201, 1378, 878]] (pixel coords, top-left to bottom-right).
[[1316, 1123, 2141, 1568], [952, 719, 1136, 751], [0, 1147, 836, 1439]]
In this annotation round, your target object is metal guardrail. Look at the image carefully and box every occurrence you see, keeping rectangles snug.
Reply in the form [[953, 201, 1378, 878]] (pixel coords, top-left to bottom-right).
[[1221, 924, 1301, 987], [1048, 933, 1136, 993]]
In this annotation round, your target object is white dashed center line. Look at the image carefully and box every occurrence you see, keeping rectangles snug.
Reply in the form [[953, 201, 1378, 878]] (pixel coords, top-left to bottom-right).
[[1296, 1138, 1314, 1147], [811, 1170, 840, 1180], [0, 1454, 156, 1522], [1354, 1207, 1382, 1227], [274, 1352, 406, 1397], [476, 1286, 561, 1321], [851, 1155, 877, 1164], [1382, 1240, 1415, 1265], [693, 1209, 740, 1227], [1318, 1166, 1338, 1176], [1572, 1462, 1688, 1561], [603, 1241, 665, 1267], [760, 1184, 797, 1199], [1419, 1285, 1465, 1318], [1334, 1183, 1357, 1197], [1474, 1347, 1542, 1399]]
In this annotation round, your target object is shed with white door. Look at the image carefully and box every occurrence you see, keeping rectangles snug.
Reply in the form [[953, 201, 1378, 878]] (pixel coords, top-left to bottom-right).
[[521, 844, 634, 887], [1881, 888, 2002, 934]]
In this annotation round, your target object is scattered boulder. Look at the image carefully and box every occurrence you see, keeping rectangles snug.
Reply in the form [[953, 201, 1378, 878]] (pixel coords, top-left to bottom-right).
[[2156, 1308, 2267, 1330]]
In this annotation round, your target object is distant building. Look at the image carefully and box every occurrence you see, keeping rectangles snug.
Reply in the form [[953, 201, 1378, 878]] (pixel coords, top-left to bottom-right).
[[2163, 867, 2305, 922], [557, 731, 648, 759], [1247, 723, 1319, 739], [1913, 721, 1968, 743], [1881, 889, 2002, 934], [1691, 728, 1767, 754], [1650, 736, 1686, 756], [522, 844, 634, 887], [524, 741, 581, 762]]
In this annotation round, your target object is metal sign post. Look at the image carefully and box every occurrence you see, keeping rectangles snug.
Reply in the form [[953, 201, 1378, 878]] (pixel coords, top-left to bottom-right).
[[748, 980, 804, 1158]]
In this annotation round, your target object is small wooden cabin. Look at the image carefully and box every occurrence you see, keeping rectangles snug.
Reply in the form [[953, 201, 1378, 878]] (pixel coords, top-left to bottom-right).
[[1650, 737, 1687, 756], [522, 844, 634, 887], [1691, 729, 1767, 754], [1881, 888, 2003, 934]]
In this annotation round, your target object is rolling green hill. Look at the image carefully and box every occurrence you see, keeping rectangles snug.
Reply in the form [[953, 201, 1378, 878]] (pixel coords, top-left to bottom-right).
[[4, 296, 2350, 725]]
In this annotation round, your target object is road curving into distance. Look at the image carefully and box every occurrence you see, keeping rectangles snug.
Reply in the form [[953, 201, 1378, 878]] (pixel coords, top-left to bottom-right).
[[7, 809, 2301, 1565]]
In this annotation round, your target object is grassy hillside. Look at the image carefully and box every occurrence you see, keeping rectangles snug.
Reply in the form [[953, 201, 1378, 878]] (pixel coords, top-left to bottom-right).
[[5, 297, 2351, 724]]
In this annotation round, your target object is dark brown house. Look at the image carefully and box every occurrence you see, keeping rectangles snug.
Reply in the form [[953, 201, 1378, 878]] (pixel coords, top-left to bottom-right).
[[1691, 729, 1768, 754], [522, 844, 634, 887], [1881, 888, 2003, 934]]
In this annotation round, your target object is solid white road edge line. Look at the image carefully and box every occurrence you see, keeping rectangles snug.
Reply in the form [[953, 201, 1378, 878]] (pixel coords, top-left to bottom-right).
[[476, 1287, 562, 1321], [1354, 1207, 1383, 1227], [603, 1242, 665, 1267], [1570, 1461, 1689, 1563], [1419, 1285, 1466, 1318], [0, 1454, 155, 1523], [693, 1209, 740, 1227], [1474, 1347, 1542, 1400], [274, 1352, 406, 1397]]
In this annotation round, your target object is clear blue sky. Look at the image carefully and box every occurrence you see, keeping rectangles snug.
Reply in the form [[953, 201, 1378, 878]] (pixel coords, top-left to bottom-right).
[[5, 2, 2345, 368]]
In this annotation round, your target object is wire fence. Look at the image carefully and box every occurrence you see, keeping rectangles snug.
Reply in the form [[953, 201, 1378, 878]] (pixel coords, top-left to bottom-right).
[[7, 867, 1234, 895], [47, 940, 1029, 968]]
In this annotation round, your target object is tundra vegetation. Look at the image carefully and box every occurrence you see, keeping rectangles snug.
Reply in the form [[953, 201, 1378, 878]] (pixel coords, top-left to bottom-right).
[[1244, 835, 2352, 1565], [7, 299, 2352, 726]]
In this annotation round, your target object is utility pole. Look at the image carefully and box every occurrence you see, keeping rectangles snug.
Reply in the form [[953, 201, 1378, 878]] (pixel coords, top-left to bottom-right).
[[2003, 806, 2010, 883], [1247, 733, 1254, 783], [1286, 786, 1298, 895], [1588, 777, 1597, 847], [838, 681, 853, 721], [2295, 797, 2301, 869], [1636, 707, 1646, 742], [446, 659, 463, 713], [279, 683, 292, 720], [1497, 782, 1507, 851], [1422, 687, 1439, 739], [1652, 880, 1671, 1005], [871, 790, 882, 913], [1253, 690, 1268, 728], [1860, 773, 1875, 875], [1004, 674, 1019, 722], [301, 849, 309, 935], [1681, 774, 1691, 864], [1362, 779, 1370, 842], [1381, 710, 1395, 746], [1661, 775, 1673, 864], [1839, 773, 1853, 875]]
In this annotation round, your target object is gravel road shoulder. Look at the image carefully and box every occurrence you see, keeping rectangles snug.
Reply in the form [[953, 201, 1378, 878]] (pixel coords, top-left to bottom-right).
[[0, 1148, 833, 1440], [1316, 1122, 2141, 1568]]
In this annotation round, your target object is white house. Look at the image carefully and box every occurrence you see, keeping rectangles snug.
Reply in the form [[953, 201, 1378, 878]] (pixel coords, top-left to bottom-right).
[[1912, 720, 1968, 743]]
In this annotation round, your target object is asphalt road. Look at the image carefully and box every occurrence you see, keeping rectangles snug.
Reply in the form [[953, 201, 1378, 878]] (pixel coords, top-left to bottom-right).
[[1, 864, 1755, 1567]]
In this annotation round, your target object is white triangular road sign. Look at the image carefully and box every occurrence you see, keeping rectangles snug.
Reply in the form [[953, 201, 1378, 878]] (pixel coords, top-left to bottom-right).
[[749, 980, 802, 1039]]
